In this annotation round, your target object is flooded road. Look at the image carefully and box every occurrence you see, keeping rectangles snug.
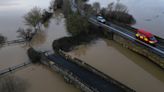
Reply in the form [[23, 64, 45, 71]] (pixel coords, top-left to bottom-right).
[[88, 0, 164, 38], [68, 39, 164, 92]]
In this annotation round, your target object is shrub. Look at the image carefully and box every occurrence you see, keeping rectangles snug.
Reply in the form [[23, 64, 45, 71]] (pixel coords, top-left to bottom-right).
[[0, 34, 6, 44], [66, 13, 90, 36], [27, 48, 41, 63]]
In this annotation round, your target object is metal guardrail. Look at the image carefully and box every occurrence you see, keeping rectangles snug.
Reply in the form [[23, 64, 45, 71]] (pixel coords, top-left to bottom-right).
[[89, 18, 164, 57], [70, 0, 164, 57]]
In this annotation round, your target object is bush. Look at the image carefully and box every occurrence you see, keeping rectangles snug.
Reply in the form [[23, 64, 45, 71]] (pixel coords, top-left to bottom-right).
[[0, 34, 6, 44], [100, 2, 136, 25], [27, 48, 41, 63], [52, 26, 103, 52], [66, 13, 90, 36]]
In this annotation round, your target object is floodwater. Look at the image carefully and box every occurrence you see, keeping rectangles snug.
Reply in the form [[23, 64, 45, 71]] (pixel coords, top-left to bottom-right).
[[88, 0, 164, 38], [0, 0, 164, 92], [13, 64, 79, 92], [68, 39, 164, 92], [0, 0, 79, 92]]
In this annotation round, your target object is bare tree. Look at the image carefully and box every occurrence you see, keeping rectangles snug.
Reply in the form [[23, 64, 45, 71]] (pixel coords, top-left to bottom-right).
[[92, 2, 101, 14], [17, 27, 33, 42], [50, 0, 63, 11], [24, 7, 42, 32]]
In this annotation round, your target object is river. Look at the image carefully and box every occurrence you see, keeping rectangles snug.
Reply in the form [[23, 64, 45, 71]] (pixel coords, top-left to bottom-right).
[[0, 0, 164, 92], [88, 0, 164, 38]]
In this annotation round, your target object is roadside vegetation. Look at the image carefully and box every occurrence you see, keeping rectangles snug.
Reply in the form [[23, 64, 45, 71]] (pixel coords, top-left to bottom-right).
[[66, 13, 90, 36], [51, 0, 112, 52], [100, 2, 136, 25]]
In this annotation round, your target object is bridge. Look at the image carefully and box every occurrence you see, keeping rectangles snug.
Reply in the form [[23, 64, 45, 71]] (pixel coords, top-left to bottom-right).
[[42, 51, 135, 92]]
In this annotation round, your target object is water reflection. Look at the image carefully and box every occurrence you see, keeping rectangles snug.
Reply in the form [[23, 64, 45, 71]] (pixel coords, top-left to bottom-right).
[[0, 75, 29, 92]]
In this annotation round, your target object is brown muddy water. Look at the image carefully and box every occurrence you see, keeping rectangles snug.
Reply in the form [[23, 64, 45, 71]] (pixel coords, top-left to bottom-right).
[[89, 0, 164, 38], [68, 39, 164, 92], [0, 0, 79, 92], [0, 0, 164, 92]]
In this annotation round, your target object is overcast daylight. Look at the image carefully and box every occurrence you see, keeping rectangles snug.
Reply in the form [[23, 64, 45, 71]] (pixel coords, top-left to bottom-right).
[[0, 0, 163, 92]]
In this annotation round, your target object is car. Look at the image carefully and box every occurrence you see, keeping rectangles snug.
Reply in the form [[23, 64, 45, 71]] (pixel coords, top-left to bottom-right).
[[135, 29, 158, 45], [96, 16, 106, 23]]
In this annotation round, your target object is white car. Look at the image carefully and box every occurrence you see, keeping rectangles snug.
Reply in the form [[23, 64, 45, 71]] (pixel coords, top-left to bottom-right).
[[97, 16, 106, 23]]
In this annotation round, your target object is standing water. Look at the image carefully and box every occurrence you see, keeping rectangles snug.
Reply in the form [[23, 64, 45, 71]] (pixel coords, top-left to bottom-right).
[[0, 0, 164, 92]]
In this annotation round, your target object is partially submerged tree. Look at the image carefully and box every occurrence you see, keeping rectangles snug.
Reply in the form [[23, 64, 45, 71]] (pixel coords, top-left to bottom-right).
[[17, 27, 33, 42], [50, 0, 63, 10], [66, 13, 90, 36], [101, 2, 136, 24], [0, 34, 6, 44], [24, 7, 42, 31]]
